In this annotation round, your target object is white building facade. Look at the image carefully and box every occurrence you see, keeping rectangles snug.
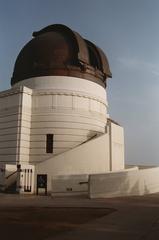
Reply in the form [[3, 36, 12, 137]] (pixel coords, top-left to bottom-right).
[[0, 24, 125, 195]]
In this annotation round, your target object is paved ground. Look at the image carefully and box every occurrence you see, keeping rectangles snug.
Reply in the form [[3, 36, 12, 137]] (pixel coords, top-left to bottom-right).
[[1, 193, 159, 239]]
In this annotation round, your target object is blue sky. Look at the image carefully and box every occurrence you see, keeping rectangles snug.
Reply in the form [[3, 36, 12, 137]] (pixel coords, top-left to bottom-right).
[[0, 0, 159, 165]]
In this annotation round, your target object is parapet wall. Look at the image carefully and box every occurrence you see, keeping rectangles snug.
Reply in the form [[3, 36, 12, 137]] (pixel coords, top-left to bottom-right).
[[89, 166, 159, 198]]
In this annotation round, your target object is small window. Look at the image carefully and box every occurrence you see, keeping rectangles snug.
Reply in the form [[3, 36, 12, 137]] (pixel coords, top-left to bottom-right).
[[46, 134, 54, 153]]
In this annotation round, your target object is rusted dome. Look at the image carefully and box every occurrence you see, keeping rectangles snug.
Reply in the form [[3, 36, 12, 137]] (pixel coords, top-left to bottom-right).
[[11, 24, 112, 87]]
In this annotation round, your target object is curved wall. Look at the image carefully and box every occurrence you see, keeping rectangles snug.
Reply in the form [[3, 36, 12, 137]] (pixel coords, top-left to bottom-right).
[[13, 76, 108, 163], [13, 76, 107, 102]]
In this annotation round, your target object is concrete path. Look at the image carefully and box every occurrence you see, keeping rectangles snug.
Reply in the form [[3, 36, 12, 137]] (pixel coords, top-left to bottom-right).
[[1, 193, 159, 239]]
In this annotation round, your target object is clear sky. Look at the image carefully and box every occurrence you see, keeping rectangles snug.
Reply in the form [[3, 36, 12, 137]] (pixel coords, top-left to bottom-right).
[[0, 0, 159, 165]]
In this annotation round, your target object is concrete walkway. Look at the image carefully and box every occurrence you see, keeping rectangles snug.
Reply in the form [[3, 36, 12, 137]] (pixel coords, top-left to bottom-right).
[[1, 193, 159, 239]]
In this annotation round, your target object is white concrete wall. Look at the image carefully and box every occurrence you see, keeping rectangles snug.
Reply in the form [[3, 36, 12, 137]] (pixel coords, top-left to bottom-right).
[[36, 133, 110, 192], [18, 87, 32, 164], [52, 174, 88, 196], [35, 121, 125, 194], [0, 88, 22, 163], [109, 122, 125, 171], [140, 167, 159, 194], [0, 76, 109, 165], [89, 166, 159, 198], [28, 76, 108, 163], [0, 86, 32, 165], [13, 76, 107, 103], [89, 167, 141, 198]]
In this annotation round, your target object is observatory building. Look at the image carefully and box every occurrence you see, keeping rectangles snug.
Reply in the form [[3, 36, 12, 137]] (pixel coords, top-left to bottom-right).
[[0, 24, 126, 196]]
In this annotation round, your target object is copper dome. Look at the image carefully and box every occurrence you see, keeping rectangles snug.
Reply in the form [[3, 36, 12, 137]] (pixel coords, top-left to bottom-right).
[[11, 24, 112, 88]]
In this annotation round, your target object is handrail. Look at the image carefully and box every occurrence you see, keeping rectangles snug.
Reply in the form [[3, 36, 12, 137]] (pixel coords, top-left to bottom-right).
[[6, 170, 18, 179]]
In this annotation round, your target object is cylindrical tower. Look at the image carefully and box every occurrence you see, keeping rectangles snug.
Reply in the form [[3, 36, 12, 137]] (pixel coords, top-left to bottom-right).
[[11, 24, 112, 163]]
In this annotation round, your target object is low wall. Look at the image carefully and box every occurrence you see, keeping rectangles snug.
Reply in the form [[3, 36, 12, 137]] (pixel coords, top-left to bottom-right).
[[51, 174, 88, 196], [140, 167, 159, 194], [89, 166, 159, 198]]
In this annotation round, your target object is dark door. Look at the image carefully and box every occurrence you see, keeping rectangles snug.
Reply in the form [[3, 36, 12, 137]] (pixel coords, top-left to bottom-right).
[[37, 174, 47, 195]]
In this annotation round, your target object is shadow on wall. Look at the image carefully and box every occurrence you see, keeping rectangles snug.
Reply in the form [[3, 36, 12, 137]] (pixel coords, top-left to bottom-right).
[[143, 182, 150, 195], [122, 172, 153, 196], [109, 171, 142, 197], [89, 167, 159, 198], [125, 177, 152, 196]]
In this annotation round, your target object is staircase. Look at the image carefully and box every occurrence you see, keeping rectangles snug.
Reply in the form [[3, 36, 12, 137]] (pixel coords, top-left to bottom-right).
[[5, 170, 17, 194]]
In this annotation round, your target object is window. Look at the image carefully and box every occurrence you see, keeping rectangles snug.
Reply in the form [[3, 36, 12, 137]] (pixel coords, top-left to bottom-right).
[[46, 134, 54, 153]]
